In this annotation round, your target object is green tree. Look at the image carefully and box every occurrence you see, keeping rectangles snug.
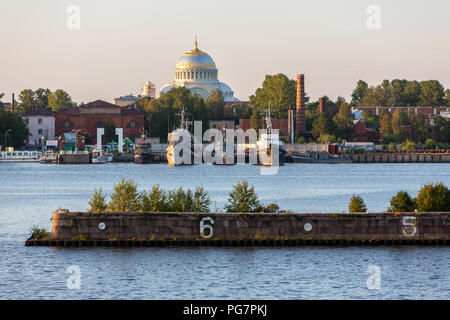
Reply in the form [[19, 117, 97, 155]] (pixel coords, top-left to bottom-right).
[[207, 89, 225, 120], [192, 186, 211, 212], [415, 183, 450, 212], [0, 92, 4, 109], [387, 191, 416, 212], [333, 102, 353, 137], [48, 89, 74, 111], [167, 187, 194, 212], [419, 80, 445, 106], [250, 108, 261, 130], [379, 110, 393, 137], [225, 179, 262, 213], [88, 188, 108, 212], [425, 138, 436, 149], [361, 109, 379, 129], [348, 195, 367, 212], [108, 178, 141, 212], [140, 184, 167, 212], [312, 114, 335, 140], [34, 88, 51, 108], [444, 89, 450, 107], [403, 81, 421, 106], [432, 116, 450, 144], [391, 109, 409, 142], [249, 74, 296, 118], [139, 87, 208, 140], [407, 110, 428, 143], [318, 134, 338, 144], [351, 80, 368, 106], [0, 109, 30, 148], [18, 89, 35, 112]]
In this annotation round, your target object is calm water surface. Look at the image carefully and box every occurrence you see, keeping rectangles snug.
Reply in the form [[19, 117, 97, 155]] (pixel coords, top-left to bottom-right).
[[0, 162, 449, 299]]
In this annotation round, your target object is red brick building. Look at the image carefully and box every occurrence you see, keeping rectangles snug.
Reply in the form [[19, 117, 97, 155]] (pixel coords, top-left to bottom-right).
[[354, 106, 448, 119], [54, 100, 145, 145], [348, 120, 380, 142]]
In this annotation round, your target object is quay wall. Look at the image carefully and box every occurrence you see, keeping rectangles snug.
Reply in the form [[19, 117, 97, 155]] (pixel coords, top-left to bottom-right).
[[57, 153, 90, 164], [351, 153, 450, 163], [46, 211, 450, 243]]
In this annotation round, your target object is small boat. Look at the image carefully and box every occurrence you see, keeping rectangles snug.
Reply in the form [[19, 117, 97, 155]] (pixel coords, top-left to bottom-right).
[[134, 143, 153, 164], [92, 155, 109, 164]]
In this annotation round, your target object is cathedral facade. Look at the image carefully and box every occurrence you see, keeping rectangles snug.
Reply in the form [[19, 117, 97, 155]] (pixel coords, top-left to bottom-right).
[[160, 39, 238, 102]]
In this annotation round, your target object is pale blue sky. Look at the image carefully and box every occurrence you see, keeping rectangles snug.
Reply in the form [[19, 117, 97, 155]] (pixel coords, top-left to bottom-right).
[[1, 0, 449, 104]]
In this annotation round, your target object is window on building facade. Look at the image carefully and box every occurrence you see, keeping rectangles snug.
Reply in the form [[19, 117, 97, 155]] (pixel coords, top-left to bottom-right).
[[95, 121, 102, 128], [38, 118, 42, 124], [63, 122, 73, 128], [128, 121, 136, 128], [38, 129, 43, 135]]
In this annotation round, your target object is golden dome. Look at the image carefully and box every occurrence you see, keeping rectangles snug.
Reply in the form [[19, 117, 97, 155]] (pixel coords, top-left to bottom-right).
[[175, 38, 217, 70]]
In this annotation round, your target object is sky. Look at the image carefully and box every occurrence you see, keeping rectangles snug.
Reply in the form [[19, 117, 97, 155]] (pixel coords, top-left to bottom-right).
[[1, 0, 449, 104]]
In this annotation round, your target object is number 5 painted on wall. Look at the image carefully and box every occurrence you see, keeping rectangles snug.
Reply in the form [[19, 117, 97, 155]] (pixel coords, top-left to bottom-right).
[[401, 216, 417, 237], [200, 217, 214, 239]]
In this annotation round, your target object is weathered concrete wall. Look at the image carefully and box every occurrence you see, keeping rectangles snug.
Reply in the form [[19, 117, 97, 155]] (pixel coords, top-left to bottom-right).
[[351, 153, 450, 163], [57, 153, 90, 164], [50, 211, 450, 241]]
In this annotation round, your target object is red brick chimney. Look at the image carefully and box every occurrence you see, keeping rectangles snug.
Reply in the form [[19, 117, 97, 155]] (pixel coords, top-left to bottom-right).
[[319, 97, 325, 114], [295, 74, 306, 135]]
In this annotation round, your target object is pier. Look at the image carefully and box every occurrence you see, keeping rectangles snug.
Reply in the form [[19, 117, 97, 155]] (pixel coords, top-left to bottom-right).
[[25, 211, 450, 247]]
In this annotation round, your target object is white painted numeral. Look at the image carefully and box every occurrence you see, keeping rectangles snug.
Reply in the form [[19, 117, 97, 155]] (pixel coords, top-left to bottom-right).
[[200, 217, 214, 239]]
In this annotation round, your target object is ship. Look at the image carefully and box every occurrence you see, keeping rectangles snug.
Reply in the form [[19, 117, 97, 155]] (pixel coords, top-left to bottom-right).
[[256, 108, 286, 166], [134, 142, 153, 164], [166, 108, 195, 166], [287, 151, 353, 163]]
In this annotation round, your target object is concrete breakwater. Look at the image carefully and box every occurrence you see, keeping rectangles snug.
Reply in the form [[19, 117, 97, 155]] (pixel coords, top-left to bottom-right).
[[25, 211, 450, 246], [350, 153, 450, 163]]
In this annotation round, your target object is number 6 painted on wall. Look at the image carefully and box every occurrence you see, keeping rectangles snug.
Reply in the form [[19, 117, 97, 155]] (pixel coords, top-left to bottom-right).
[[200, 217, 214, 239]]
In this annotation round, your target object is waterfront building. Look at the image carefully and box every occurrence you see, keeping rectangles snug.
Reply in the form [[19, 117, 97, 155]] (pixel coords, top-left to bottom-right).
[[54, 100, 145, 145], [352, 106, 448, 119], [160, 38, 239, 102], [21, 108, 55, 145], [113, 95, 140, 107], [142, 81, 156, 99]]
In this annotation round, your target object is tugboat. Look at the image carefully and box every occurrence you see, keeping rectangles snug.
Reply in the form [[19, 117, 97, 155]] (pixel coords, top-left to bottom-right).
[[134, 142, 153, 164], [166, 108, 194, 166], [256, 108, 286, 166]]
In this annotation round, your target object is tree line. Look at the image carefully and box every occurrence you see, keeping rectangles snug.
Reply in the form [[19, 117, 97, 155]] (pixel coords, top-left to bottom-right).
[[2, 88, 75, 113], [87, 179, 450, 214], [351, 79, 450, 107]]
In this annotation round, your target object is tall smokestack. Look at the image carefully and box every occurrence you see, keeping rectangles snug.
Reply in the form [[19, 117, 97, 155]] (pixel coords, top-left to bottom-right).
[[12, 93, 15, 112], [295, 74, 306, 135], [319, 97, 325, 114]]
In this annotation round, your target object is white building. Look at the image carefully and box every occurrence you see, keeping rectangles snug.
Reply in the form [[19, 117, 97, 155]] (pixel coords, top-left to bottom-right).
[[142, 81, 156, 99], [21, 108, 55, 145], [160, 38, 239, 102]]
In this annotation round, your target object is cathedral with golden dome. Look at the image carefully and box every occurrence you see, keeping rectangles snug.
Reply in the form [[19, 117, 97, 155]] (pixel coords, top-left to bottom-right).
[[160, 38, 239, 102]]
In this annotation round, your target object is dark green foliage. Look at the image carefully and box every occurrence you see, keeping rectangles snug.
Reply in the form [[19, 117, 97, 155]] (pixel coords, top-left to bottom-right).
[[387, 191, 416, 212], [348, 195, 367, 213], [415, 183, 450, 212], [225, 179, 262, 213], [140, 184, 168, 212], [108, 178, 141, 212], [29, 225, 49, 239], [88, 188, 108, 212], [0, 109, 30, 148]]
